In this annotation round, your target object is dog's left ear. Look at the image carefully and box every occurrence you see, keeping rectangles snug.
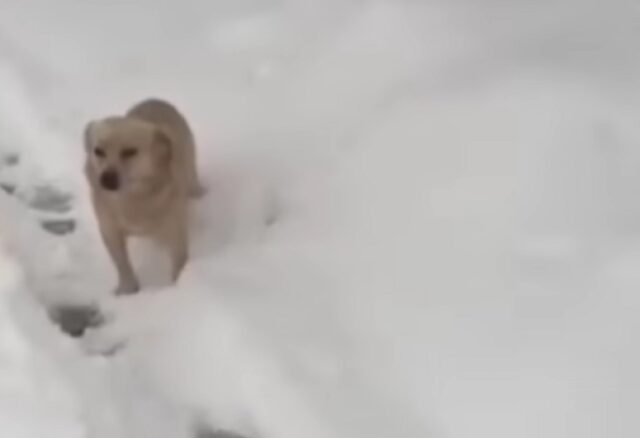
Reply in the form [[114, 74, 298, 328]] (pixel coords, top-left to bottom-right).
[[153, 127, 173, 161]]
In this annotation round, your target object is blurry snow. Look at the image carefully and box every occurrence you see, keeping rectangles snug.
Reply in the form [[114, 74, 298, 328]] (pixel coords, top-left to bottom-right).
[[0, 0, 639, 437]]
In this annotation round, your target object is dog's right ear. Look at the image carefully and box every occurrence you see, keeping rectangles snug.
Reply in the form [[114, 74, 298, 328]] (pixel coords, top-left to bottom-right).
[[83, 120, 97, 151]]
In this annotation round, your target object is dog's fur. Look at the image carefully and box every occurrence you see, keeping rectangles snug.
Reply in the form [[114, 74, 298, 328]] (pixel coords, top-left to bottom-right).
[[84, 98, 202, 294]]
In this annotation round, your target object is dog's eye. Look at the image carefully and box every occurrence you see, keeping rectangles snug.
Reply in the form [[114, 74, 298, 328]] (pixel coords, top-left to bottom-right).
[[121, 148, 138, 159], [94, 147, 105, 158]]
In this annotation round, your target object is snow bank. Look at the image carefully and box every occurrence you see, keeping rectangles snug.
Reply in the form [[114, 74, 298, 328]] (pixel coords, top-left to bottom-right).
[[0, 215, 83, 438], [1, 1, 640, 438]]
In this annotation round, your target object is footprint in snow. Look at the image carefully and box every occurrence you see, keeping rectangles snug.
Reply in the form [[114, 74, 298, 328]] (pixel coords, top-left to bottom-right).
[[48, 304, 104, 338], [0, 152, 76, 236]]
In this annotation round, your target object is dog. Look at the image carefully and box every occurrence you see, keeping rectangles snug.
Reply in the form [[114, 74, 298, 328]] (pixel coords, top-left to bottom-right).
[[84, 98, 202, 294]]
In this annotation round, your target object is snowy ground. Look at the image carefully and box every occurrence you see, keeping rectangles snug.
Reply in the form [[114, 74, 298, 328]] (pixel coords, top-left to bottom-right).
[[1, 0, 640, 437]]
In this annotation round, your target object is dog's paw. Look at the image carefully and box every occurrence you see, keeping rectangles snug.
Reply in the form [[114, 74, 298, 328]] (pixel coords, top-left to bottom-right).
[[114, 281, 140, 296], [80, 324, 127, 356], [189, 184, 207, 199]]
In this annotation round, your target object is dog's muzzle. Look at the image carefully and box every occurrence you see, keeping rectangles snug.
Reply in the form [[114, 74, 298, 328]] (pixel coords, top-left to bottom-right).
[[100, 170, 120, 191]]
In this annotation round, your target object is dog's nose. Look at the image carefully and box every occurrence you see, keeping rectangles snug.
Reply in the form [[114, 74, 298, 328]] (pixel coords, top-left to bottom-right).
[[100, 170, 120, 191]]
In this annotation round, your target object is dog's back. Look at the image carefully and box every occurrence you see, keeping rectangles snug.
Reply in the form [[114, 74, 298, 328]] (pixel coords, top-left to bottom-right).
[[127, 99, 192, 146], [127, 98, 201, 196]]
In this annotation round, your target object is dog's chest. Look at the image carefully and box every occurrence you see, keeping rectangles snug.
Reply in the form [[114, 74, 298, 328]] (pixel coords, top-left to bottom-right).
[[112, 193, 173, 236]]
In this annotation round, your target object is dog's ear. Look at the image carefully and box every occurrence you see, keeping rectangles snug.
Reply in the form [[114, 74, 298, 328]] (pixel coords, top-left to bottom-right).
[[83, 120, 97, 151], [152, 126, 173, 161]]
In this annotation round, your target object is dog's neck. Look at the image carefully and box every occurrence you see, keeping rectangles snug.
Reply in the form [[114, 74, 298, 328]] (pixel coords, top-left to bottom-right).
[[124, 178, 173, 200], [104, 182, 178, 235]]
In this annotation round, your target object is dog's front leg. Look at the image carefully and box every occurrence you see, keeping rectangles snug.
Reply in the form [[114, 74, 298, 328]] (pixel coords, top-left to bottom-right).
[[100, 225, 139, 295], [91, 192, 139, 295], [169, 229, 188, 284], [161, 212, 189, 284]]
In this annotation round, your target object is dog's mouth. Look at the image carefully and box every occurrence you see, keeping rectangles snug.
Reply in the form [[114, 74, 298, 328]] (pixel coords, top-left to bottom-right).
[[100, 170, 120, 191]]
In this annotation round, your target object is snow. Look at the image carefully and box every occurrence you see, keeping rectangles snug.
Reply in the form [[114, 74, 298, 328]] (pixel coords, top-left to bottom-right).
[[0, 0, 640, 437]]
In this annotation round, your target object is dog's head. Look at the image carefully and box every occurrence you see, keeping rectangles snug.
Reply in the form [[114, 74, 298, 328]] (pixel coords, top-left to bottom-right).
[[84, 117, 172, 194]]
